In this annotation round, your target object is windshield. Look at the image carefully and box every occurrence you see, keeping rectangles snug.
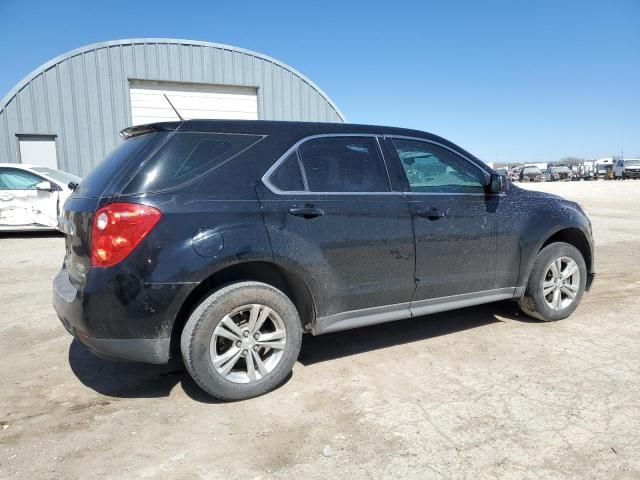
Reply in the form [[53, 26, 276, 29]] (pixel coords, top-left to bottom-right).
[[31, 167, 82, 185], [523, 167, 540, 174], [625, 160, 640, 167]]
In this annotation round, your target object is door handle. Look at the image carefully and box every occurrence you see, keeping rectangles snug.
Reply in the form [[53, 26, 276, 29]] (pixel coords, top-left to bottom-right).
[[417, 207, 447, 220], [288, 205, 325, 219]]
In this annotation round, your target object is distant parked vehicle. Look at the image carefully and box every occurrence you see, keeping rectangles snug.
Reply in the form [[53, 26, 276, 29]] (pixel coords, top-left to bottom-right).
[[547, 166, 573, 182], [573, 162, 596, 181], [520, 166, 542, 182], [508, 168, 520, 182], [595, 158, 615, 179], [0, 164, 81, 231], [613, 158, 640, 179]]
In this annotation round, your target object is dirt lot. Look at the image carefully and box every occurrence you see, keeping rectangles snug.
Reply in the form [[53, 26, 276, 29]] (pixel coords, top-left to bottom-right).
[[1, 180, 639, 479]]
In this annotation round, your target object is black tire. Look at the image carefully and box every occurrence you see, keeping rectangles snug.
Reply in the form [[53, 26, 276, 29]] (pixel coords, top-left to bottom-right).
[[181, 281, 303, 401], [518, 242, 587, 321]]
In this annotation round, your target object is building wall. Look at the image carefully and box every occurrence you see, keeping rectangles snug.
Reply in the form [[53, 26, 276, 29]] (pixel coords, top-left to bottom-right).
[[0, 39, 345, 176]]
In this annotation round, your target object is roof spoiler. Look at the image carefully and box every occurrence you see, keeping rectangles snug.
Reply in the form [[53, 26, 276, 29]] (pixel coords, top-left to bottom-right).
[[119, 125, 161, 139]]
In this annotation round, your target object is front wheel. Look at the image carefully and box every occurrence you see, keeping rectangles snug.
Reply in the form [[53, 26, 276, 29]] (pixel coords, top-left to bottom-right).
[[518, 242, 587, 321], [181, 281, 303, 400]]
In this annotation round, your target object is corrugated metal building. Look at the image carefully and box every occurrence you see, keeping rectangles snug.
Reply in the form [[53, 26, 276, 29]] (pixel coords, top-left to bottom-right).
[[0, 38, 345, 176]]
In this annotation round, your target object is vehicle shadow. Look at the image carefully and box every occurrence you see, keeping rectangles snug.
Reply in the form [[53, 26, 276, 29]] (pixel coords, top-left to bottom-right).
[[68, 339, 293, 404], [67, 300, 537, 401], [0, 231, 63, 239]]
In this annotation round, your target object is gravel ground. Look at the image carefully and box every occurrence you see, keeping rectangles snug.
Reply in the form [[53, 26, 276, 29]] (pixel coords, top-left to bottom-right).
[[1, 180, 639, 479]]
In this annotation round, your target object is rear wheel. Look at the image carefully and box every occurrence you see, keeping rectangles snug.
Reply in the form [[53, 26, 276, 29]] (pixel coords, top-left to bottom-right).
[[518, 242, 587, 321], [181, 281, 302, 400]]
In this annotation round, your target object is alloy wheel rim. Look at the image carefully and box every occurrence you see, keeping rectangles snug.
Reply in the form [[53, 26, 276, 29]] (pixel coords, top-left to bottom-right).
[[210, 304, 287, 384], [542, 256, 580, 311]]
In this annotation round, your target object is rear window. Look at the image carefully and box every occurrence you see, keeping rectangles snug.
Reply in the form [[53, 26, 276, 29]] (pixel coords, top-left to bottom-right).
[[122, 132, 263, 194], [74, 133, 165, 198]]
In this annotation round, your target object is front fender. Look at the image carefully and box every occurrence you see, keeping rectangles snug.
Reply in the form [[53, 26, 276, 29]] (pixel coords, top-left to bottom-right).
[[516, 198, 593, 289]]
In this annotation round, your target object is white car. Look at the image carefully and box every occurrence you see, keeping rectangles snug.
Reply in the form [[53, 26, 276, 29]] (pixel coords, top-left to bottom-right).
[[0, 163, 81, 232]]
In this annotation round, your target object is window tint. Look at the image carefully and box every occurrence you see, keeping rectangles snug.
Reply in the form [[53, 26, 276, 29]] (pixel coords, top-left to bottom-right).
[[392, 139, 485, 193], [76, 133, 164, 198], [297, 137, 390, 192], [0, 169, 44, 190], [124, 132, 263, 193], [270, 151, 305, 191]]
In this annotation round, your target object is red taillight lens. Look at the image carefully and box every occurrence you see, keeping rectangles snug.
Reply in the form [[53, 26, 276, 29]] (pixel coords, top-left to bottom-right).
[[91, 203, 161, 267]]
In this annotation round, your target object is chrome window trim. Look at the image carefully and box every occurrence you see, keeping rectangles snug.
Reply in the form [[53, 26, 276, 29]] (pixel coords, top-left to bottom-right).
[[261, 133, 400, 196]]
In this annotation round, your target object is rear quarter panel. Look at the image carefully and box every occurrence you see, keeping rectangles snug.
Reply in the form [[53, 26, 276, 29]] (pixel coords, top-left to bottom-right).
[[83, 192, 273, 338]]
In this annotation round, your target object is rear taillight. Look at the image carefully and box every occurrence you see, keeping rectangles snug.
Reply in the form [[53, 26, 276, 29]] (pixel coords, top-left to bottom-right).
[[91, 203, 161, 267]]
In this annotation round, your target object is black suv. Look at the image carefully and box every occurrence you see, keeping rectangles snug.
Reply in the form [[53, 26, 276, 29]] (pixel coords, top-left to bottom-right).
[[53, 120, 595, 400]]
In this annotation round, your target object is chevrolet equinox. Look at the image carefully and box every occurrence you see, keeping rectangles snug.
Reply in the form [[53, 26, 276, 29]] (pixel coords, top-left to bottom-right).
[[53, 120, 595, 400]]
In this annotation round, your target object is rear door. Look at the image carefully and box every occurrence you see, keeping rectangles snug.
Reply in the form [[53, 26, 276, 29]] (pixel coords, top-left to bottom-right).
[[258, 135, 416, 332], [384, 137, 497, 302], [0, 167, 58, 229]]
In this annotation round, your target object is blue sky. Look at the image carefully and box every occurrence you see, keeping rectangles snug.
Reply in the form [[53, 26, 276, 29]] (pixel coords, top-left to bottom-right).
[[1, 0, 638, 163]]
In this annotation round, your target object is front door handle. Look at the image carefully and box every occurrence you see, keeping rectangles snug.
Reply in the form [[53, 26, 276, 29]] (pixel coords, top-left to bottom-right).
[[417, 207, 447, 220], [289, 205, 325, 219]]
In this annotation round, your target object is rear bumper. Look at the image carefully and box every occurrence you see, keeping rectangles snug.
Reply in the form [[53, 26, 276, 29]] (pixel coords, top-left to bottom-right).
[[74, 330, 170, 364], [52, 265, 180, 364]]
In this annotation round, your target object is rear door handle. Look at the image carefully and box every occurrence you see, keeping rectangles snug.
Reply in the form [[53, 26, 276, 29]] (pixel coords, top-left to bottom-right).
[[288, 205, 325, 219], [417, 207, 447, 220]]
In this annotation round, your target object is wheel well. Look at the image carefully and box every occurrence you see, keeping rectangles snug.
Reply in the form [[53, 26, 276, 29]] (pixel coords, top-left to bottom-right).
[[540, 228, 592, 271], [169, 261, 315, 355]]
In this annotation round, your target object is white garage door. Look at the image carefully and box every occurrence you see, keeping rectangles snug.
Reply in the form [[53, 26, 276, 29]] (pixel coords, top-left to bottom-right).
[[18, 136, 58, 169], [129, 80, 258, 126]]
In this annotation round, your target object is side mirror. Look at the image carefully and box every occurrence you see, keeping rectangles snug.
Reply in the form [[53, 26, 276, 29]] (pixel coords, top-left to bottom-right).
[[488, 173, 509, 193], [35, 181, 55, 192]]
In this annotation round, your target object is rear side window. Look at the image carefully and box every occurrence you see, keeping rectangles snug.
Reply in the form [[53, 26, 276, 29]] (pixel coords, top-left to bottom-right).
[[296, 136, 390, 193], [269, 151, 305, 192], [123, 132, 264, 194]]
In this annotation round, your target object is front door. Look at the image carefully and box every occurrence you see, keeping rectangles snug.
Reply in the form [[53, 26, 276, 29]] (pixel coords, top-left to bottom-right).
[[258, 135, 416, 332], [0, 167, 59, 228], [385, 137, 497, 302]]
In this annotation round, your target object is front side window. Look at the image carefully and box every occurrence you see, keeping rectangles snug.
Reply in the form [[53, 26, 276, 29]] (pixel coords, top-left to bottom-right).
[[296, 136, 390, 193], [0, 168, 44, 190], [392, 139, 485, 193]]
